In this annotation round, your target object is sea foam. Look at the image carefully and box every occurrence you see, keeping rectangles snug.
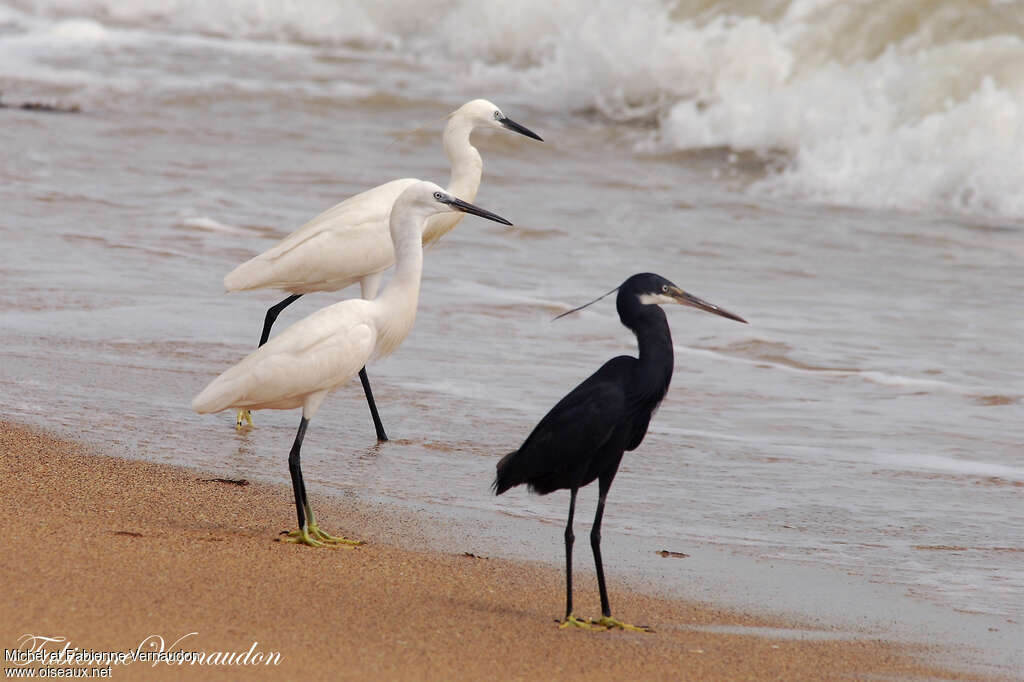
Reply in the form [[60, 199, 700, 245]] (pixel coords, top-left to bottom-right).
[[10, 0, 1024, 219]]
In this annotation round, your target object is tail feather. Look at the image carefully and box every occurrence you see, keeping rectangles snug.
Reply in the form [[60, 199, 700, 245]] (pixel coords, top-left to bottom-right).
[[223, 256, 269, 292], [492, 449, 523, 496], [191, 369, 246, 415], [191, 384, 232, 415]]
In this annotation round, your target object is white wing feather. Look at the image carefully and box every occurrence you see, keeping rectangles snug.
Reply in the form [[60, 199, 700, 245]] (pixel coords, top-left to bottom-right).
[[192, 299, 377, 414], [224, 178, 419, 293]]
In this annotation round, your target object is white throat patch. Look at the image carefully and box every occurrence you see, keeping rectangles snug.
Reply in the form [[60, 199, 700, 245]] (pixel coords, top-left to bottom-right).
[[637, 292, 678, 305]]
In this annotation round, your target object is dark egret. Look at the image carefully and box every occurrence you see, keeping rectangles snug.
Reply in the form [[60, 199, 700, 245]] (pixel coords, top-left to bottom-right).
[[194, 182, 512, 547], [493, 273, 746, 629], [225, 99, 542, 437]]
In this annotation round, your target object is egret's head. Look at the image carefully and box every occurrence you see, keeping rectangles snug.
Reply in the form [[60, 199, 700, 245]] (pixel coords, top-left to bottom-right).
[[555, 273, 747, 324], [401, 181, 513, 226], [450, 99, 543, 141], [627, 273, 747, 323]]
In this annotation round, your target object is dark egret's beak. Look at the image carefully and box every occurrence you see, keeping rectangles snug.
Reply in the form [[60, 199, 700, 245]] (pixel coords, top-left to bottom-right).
[[668, 285, 747, 323], [442, 195, 513, 226], [499, 115, 543, 142]]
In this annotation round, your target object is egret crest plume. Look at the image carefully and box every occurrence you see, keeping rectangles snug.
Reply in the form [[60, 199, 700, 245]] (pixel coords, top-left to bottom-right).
[[553, 285, 621, 321]]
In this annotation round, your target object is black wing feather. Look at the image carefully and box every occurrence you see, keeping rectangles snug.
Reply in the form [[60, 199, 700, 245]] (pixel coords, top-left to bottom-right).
[[495, 356, 635, 495]]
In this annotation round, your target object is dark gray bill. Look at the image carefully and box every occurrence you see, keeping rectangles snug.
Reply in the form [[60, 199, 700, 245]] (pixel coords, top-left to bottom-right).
[[671, 286, 747, 323], [499, 115, 543, 141], [444, 196, 513, 226]]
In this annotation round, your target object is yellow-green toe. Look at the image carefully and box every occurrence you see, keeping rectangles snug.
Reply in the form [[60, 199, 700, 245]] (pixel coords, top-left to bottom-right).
[[558, 614, 598, 630], [590, 616, 653, 633]]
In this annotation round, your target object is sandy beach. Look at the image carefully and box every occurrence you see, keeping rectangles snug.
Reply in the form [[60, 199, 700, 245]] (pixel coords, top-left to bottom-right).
[[0, 421, 982, 681], [2, 3, 1023, 680]]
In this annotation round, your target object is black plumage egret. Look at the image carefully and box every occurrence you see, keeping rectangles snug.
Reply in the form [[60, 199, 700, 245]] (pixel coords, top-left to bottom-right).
[[493, 273, 746, 629], [226, 99, 542, 438], [194, 182, 512, 547]]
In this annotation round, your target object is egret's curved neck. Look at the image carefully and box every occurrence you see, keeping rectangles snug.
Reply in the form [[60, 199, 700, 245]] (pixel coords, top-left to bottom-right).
[[637, 318, 673, 367], [420, 118, 484, 245], [374, 209, 425, 356], [626, 305, 675, 402], [442, 118, 483, 202]]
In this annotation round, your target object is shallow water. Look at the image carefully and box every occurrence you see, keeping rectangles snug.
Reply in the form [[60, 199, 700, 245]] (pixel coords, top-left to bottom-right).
[[1, 1, 1022, 670]]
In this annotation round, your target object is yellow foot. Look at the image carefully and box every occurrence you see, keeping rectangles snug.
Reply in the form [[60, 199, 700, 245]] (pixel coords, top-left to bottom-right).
[[307, 522, 364, 547], [590, 616, 653, 633], [236, 410, 254, 429], [279, 524, 362, 548], [279, 526, 330, 548], [558, 614, 600, 630]]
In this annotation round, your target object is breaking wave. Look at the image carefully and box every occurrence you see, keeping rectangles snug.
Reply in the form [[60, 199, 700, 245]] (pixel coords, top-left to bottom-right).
[[7, 0, 1024, 218]]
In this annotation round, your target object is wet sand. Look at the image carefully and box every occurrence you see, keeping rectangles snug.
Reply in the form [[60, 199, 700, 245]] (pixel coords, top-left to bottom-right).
[[0, 421, 979, 681]]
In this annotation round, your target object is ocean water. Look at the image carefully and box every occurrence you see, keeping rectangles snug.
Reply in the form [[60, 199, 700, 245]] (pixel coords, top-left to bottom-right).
[[1, 0, 1022, 667]]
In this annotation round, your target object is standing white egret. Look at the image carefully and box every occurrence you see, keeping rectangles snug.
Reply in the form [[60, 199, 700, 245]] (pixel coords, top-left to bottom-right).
[[225, 99, 542, 438], [194, 181, 512, 547]]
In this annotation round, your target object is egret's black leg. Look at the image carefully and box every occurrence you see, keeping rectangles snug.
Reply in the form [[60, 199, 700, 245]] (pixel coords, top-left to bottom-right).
[[260, 294, 303, 346], [358, 367, 388, 442], [236, 294, 304, 428], [281, 416, 364, 548], [591, 478, 612, 618], [589, 472, 651, 632], [564, 488, 577, 620], [283, 417, 317, 544], [558, 488, 595, 629]]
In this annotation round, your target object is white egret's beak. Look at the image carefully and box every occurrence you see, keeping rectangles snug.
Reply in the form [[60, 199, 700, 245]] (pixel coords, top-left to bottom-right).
[[441, 195, 513, 226], [499, 115, 543, 141]]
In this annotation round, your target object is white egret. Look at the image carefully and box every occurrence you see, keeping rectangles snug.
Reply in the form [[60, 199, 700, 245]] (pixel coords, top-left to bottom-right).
[[194, 181, 512, 547], [225, 99, 542, 437]]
